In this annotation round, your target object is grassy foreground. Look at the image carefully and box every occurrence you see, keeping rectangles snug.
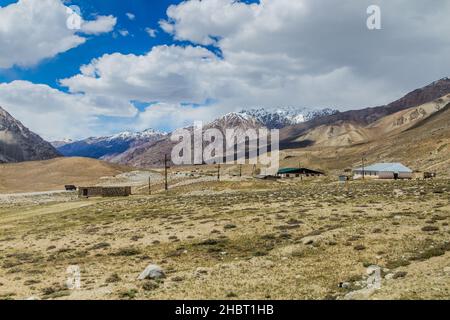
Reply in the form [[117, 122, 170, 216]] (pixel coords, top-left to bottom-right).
[[0, 178, 449, 300]]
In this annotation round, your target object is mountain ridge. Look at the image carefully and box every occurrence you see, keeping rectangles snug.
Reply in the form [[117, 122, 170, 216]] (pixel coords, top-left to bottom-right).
[[280, 77, 450, 148], [239, 107, 337, 129], [0, 106, 60, 163], [56, 129, 167, 160], [114, 78, 450, 167]]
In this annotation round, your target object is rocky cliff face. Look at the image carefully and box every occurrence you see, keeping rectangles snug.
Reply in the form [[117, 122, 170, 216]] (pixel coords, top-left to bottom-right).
[[0, 106, 60, 163]]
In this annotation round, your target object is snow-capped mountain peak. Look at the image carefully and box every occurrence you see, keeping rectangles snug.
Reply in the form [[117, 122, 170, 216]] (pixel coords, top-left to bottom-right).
[[107, 129, 167, 141], [56, 128, 167, 159], [207, 112, 262, 130], [238, 107, 337, 129]]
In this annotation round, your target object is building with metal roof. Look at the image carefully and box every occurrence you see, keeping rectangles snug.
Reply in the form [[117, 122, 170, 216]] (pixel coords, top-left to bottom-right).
[[277, 167, 324, 178], [353, 163, 413, 180]]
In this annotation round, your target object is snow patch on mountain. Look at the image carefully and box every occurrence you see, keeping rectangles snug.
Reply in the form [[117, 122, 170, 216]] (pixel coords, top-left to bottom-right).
[[56, 129, 167, 159], [105, 128, 168, 142], [238, 107, 337, 129]]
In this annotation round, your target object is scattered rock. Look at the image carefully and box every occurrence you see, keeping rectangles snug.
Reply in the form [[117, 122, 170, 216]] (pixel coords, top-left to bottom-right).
[[301, 236, 320, 245], [366, 265, 380, 275], [385, 273, 394, 280], [137, 264, 165, 280]]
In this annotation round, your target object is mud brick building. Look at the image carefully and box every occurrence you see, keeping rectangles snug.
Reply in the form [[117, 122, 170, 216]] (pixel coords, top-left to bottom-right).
[[78, 186, 131, 198], [101, 186, 132, 197]]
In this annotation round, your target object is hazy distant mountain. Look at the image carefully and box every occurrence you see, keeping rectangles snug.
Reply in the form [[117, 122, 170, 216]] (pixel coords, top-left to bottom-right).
[[0, 106, 60, 163], [108, 112, 266, 167], [56, 129, 167, 160], [239, 107, 337, 129]]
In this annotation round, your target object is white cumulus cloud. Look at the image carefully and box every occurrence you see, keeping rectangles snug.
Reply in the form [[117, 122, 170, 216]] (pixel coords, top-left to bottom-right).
[[81, 15, 116, 35], [0, 81, 136, 140], [60, 45, 222, 104], [145, 28, 158, 38], [3, 0, 450, 139], [0, 0, 117, 68]]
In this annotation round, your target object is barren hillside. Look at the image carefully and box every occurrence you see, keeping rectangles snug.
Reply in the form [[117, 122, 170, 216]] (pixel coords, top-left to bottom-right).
[[291, 94, 450, 148], [0, 157, 131, 193], [280, 78, 450, 149]]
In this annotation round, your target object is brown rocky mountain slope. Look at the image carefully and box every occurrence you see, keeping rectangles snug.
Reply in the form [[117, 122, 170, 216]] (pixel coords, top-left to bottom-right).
[[0, 106, 60, 163], [291, 93, 450, 147], [280, 78, 450, 148], [279, 101, 450, 176]]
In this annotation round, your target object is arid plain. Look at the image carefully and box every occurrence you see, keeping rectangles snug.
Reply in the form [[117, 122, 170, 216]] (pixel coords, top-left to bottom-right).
[[1, 173, 449, 300]]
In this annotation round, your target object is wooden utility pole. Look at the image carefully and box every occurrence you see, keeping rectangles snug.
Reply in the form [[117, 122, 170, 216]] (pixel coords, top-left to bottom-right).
[[148, 176, 151, 195], [362, 156, 366, 180], [164, 154, 168, 191], [239, 164, 242, 177], [217, 163, 221, 181]]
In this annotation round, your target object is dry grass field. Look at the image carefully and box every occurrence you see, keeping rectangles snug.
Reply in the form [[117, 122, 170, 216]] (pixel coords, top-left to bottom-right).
[[0, 177, 449, 300], [0, 157, 131, 194]]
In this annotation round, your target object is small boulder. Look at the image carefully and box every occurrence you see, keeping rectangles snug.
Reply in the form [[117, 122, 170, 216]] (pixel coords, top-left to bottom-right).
[[384, 273, 394, 280], [301, 236, 320, 245], [366, 265, 380, 275], [137, 264, 165, 280]]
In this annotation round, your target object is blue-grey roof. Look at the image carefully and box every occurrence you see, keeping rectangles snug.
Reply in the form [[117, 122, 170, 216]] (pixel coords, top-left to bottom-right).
[[353, 163, 412, 173]]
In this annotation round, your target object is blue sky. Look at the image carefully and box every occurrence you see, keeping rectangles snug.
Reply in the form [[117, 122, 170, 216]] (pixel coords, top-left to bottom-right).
[[0, 0, 179, 90], [0, 0, 449, 140]]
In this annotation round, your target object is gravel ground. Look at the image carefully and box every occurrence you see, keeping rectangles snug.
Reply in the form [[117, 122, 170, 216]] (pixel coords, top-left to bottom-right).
[[0, 190, 78, 205]]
